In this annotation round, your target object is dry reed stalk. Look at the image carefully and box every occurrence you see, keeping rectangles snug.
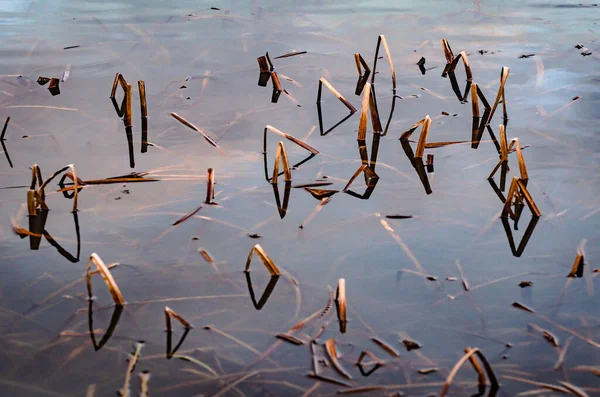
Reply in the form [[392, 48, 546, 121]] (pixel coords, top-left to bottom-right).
[[245, 244, 280, 276], [264, 125, 319, 154], [527, 323, 559, 347], [368, 85, 382, 133], [138, 80, 147, 118], [170, 112, 219, 148], [458, 51, 473, 81], [489, 67, 510, 122], [371, 337, 399, 357], [271, 71, 282, 92], [502, 178, 541, 218], [441, 39, 454, 64], [27, 190, 36, 215], [514, 138, 528, 181], [138, 372, 151, 397], [324, 339, 353, 380], [371, 35, 396, 89], [415, 116, 431, 159], [205, 168, 215, 204], [272, 141, 291, 184], [119, 342, 144, 397], [464, 347, 486, 386], [357, 82, 371, 140], [1, 116, 9, 140], [124, 84, 133, 127], [165, 306, 193, 331], [318, 78, 357, 113], [257, 56, 269, 72], [455, 260, 469, 291], [304, 188, 338, 200], [423, 141, 467, 148], [276, 333, 304, 345], [274, 50, 307, 59], [499, 125, 509, 190], [440, 347, 498, 397], [110, 73, 120, 97], [356, 350, 385, 367], [559, 382, 590, 397], [568, 253, 585, 278], [553, 336, 573, 370], [342, 164, 367, 192], [471, 83, 480, 118], [354, 53, 370, 75], [512, 301, 535, 313], [86, 253, 125, 306], [172, 204, 202, 226], [336, 278, 347, 332]]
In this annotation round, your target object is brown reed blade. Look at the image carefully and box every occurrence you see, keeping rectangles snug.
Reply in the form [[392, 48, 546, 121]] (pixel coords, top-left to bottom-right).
[[423, 141, 467, 148], [353, 53, 362, 75], [26, 190, 36, 215], [276, 333, 304, 345], [400, 118, 426, 140], [245, 244, 280, 276], [205, 168, 215, 204], [368, 85, 382, 133], [170, 112, 219, 148], [440, 347, 498, 397], [459, 51, 473, 81], [118, 74, 128, 90], [415, 115, 431, 159], [516, 179, 541, 217], [441, 39, 454, 64], [124, 84, 133, 127], [336, 278, 347, 333], [371, 35, 396, 89], [1, 116, 9, 140], [568, 253, 585, 278], [172, 204, 202, 226], [164, 306, 193, 331], [371, 337, 399, 357], [325, 339, 353, 380], [512, 301, 535, 313], [138, 372, 151, 397], [471, 83, 480, 118], [489, 66, 510, 122], [138, 80, 147, 119], [318, 78, 357, 113], [272, 141, 292, 184], [358, 82, 371, 140], [264, 125, 319, 154], [343, 164, 368, 193], [86, 253, 125, 306], [455, 260, 469, 291], [110, 73, 120, 98], [305, 188, 338, 200], [48, 78, 60, 96], [274, 50, 307, 59], [527, 323, 559, 347], [271, 71, 282, 92], [257, 55, 270, 73], [476, 85, 491, 110], [464, 347, 486, 387], [514, 138, 529, 181]]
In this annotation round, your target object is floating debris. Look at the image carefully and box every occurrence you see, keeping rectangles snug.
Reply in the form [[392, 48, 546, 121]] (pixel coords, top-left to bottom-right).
[[48, 78, 60, 96], [519, 281, 534, 288], [519, 54, 535, 58], [274, 50, 307, 59]]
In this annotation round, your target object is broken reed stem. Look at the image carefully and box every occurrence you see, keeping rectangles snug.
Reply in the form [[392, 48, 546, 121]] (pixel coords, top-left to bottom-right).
[[568, 253, 585, 278], [264, 125, 319, 154], [358, 82, 371, 140], [164, 306, 193, 331], [471, 84, 479, 118], [371, 35, 396, 89], [464, 347, 486, 387], [138, 372, 151, 397], [324, 339, 353, 379], [489, 67, 510, 122], [440, 347, 498, 397], [415, 116, 431, 159], [336, 278, 347, 330], [272, 141, 292, 184], [441, 39, 454, 64], [170, 112, 219, 148], [318, 78, 357, 113], [124, 84, 133, 127], [138, 80, 147, 119], [110, 73, 120, 98], [502, 178, 540, 218], [1, 116, 9, 140], [271, 71, 282, 92], [257, 56, 270, 73], [119, 342, 143, 397], [86, 253, 125, 306], [245, 244, 280, 276], [205, 168, 215, 204], [513, 138, 529, 181], [27, 190, 36, 215]]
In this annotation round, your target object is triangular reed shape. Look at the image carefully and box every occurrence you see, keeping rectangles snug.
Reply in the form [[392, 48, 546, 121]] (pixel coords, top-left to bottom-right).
[[567, 252, 585, 278], [272, 141, 291, 184], [335, 278, 347, 333], [166, 328, 190, 359], [324, 339, 353, 380], [400, 116, 431, 159], [317, 100, 355, 136], [501, 216, 539, 257], [164, 306, 193, 332], [245, 244, 280, 276], [263, 125, 319, 155], [88, 301, 123, 351], [440, 347, 499, 397], [371, 35, 396, 89], [356, 350, 385, 377], [245, 272, 280, 310], [304, 187, 338, 200], [317, 78, 357, 113], [24, 211, 81, 262], [29, 164, 79, 214], [86, 253, 125, 306], [272, 181, 291, 219], [489, 136, 529, 187], [343, 164, 379, 199], [502, 177, 541, 218], [489, 66, 510, 122], [354, 53, 371, 76]]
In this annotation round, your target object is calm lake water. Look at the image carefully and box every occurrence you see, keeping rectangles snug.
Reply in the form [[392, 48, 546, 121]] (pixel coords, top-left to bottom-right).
[[1, 0, 599, 395]]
